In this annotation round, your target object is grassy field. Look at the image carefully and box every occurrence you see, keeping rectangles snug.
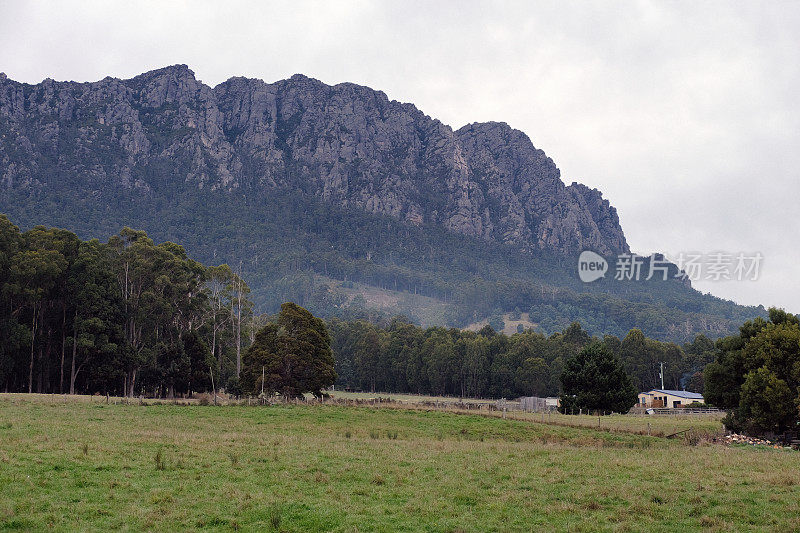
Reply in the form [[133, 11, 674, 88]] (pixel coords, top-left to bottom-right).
[[1, 395, 798, 532], [328, 390, 498, 405], [327, 390, 726, 437], [504, 411, 726, 437]]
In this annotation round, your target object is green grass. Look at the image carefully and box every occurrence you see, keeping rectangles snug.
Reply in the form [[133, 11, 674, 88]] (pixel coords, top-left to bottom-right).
[[506, 411, 726, 437], [328, 390, 726, 437], [0, 395, 798, 531], [328, 390, 498, 405]]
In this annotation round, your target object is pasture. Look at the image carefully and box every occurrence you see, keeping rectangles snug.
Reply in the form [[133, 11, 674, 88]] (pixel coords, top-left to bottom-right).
[[0, 394, 798, 531], [327, 390, 726, 437]]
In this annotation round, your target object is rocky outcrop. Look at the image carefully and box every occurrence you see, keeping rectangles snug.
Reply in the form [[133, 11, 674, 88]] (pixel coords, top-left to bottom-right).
[[0, 65, 629, 254]]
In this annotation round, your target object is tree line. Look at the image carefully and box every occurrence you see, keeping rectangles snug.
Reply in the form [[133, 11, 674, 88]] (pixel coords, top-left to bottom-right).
[[329, 318, 714, 399], [7, 213, 787, 424], [0, 215, 253, 397]]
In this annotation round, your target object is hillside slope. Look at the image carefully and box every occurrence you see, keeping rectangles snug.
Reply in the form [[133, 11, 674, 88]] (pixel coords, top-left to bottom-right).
[[0, 66, 764, 341]]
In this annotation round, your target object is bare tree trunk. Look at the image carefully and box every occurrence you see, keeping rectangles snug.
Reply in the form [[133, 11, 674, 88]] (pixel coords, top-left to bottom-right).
[[211, 322, 217, 367], [40, 329, 52, 394], [69, 362, 85, 397], [236, 297, 242, 378], [59, 303, 66, 394], [28, 305, 36, 394], [69, 311, 78, 395], [37, 345, 43, 393], [235, 273, 243, 378], [230, 301, 235, 374], [130, 368, 137, 397]]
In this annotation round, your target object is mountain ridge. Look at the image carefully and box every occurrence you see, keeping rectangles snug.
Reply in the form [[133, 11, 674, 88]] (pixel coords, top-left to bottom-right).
[[0, 64, 628, 255]]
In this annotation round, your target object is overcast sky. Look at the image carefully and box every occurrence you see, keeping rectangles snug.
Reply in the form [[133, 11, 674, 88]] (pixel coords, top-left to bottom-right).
[[1, 0, 798, 312]]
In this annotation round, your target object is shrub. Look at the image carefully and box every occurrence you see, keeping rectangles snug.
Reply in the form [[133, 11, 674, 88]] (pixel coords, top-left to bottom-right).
[[225, 377, 243, 398]]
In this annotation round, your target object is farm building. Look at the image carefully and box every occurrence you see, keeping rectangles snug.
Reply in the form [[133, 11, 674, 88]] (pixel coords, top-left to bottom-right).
[[519, 396, 560, 411], [637, 389, 704, 408]]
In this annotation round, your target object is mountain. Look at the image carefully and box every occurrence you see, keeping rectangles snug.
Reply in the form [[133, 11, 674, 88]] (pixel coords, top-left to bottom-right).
[[0, 66, 764, 341], [0, 65, 626, 255]]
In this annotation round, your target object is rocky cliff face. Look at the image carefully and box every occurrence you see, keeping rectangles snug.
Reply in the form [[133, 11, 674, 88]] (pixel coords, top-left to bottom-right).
[[0, 65, 629, 255]]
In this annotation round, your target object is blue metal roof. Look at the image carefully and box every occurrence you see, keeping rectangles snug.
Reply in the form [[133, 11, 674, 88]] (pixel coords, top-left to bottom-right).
[[645, 389, 704, 400]]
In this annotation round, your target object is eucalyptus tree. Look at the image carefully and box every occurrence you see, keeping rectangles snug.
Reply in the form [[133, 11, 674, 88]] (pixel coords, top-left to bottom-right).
[[0, 216, 23, 391], [230, 267, 251, 378], [108, 228, 208, 396], [9, 229, 71, 392], [205, 264, 234, 373], [68, 239, 122, 394]]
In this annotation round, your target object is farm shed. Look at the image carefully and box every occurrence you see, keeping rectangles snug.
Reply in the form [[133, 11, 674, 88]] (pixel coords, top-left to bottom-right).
[[519, 396, 560, 412], [637, 389, 703, 409]]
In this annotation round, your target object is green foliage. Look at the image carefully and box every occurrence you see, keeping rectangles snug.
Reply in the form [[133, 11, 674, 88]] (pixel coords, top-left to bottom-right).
[[0, 214, 254, 397], [706, 308, 800, 435], [559, 342, 638, 414], [737, 368, 795, 433], [183, 331, 214, 393], [615, 329, 684, 392], [241, 303, 336, 397], [330, 318, 694, 401], [0, 185, 766, 344], [0, 208, 770, 408], [225, 376, 243, 398]]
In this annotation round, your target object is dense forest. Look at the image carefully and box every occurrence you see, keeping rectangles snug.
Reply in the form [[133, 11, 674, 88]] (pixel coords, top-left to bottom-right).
[[0, 214, 748, 400], [1, 188, 766, 344], [0, 215, 254, 396], [329, 317, 715, 399]]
